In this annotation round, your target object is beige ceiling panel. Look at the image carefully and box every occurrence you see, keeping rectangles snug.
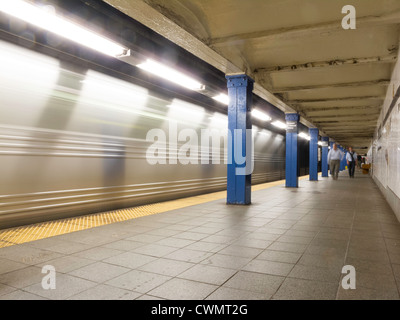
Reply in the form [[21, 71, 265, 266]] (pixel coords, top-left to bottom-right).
[[286, 85, 387, 100], [244, 25, 399, 68], [270, 63, 392, 88]]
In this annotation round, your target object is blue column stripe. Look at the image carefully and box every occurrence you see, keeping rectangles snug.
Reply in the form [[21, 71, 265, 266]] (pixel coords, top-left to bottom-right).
[[321, 137, 329, 177], [226, 74, 254, 205], [309, 128, 319, 181], [285, 113, 299, 188]]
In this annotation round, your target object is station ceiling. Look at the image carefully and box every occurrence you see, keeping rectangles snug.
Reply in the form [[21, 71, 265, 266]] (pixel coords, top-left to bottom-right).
[[103, 0, 400, 154]]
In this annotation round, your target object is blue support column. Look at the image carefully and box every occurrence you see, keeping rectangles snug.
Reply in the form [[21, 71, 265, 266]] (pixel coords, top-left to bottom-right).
[[309, 128, 319, 181], [321, 137, 329, 177], [285, 113, 299, 188], [339, 146, 345, 171], [341, 146, 347, 171], [226, 74, 254, 205]]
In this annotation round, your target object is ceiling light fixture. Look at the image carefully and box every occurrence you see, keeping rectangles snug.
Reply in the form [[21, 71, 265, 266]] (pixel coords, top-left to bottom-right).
[[212, 93, 229, 105], [137, 59, 205, 91], [252, 109, 272, 122], [0, 0, 128, 57], [271, 121, 287, 129]]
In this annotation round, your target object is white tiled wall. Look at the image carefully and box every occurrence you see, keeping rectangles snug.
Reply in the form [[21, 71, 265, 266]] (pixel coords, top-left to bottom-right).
[[372, 38, 400, 218]]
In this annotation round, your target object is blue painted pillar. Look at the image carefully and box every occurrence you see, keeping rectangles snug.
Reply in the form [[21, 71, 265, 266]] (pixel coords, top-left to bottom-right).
[[339, 146, 344, 171], [226, 74, 254, 205], [285, 113, 299, 188], [341, 146, 347, 171], [309, 128, 319, 181], [321, 137, 329, 177]]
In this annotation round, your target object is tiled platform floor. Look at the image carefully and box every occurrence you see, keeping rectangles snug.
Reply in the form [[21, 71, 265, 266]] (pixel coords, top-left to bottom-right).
[[1, 170, 400, 300]]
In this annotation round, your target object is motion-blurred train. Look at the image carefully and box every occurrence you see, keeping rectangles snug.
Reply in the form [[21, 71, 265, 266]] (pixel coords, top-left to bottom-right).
[[0, 40, 309, 229]]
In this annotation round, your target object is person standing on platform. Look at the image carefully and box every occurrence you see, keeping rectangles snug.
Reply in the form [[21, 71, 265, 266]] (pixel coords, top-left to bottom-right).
[[346, 146, 358, 178], [327, 143, 344, 180]]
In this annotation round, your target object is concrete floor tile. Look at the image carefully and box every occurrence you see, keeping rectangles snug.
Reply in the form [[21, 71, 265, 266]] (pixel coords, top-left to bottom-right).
[[148, 278, 218, 300], [267, 241, 308, 254], [68, 262, 130, 283], [0, 245, 62, 265], [246, 232, 280, 241], [173, 231, 209, 241], [0, 283, 17, 297], [346, 248, 390, 263], [223, 271, 284, 296], [163, 248, 213, 263], [27, 238, 93, 255], [35, 256, 95, 273], [102, 240, 146, 251], [24, 274, 97, 300], [288, 264, 341, 283], [135, 294, 165, 300], [242, 259, 294, 276], [155, 237, 195, 248], [298, 253, 344, 270], [178, 264, 237, 285], [68, 284, 141, 300], [345, 257, 394, 276], [0, 266, 44, 288], [0, 258, 29, 275], [184, 241, 227, 253], [146, 228, 181, 237], [355, 271, 399, 291], [257, 250, 302, 264], [201, 253, 252, 270], [132, 244, 178, 258], [201, 234, 238, 245], [232, 238, 272, 249], [105, 270, 170, 293], [138, 258, 194, 277], [0, 290, 48, 300], [125, 234, 166, 243], [306, 245, 347, 257], [103, 252, 157, 269], [206, 287, 270, 300], [273, 278, 338, 300], [277, 235, 314, 245], [73, 247, 124, 261], [337, 286, 399, 300], [217, 245, 262, 259]]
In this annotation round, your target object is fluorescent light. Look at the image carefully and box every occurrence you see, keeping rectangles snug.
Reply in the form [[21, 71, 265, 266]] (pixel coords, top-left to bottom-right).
[[0, 0, 127, 57], [299, 132, 311, 140], [210, 114, 228, 127], [318, 141, 323, 146], [252, 109, 272, 122], [137, 59, 204, 91], [272, 121, 287, 129], [212, 94, 229, 105]]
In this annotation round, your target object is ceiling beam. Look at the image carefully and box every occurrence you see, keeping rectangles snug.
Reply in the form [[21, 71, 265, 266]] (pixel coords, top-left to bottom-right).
[[288, 96, 385, 104], [271, 79, 390, 93], [299, 105, 381, 113], [209, 9, 400, 46], [254, 54, 397, 75], [326, 131, 375, 134], [324, 131, 375, 135], [309, 113, 380, 120]]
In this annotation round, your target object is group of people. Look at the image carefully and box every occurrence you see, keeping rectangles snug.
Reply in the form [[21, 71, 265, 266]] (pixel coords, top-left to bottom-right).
[[327, 143, 357, 180]]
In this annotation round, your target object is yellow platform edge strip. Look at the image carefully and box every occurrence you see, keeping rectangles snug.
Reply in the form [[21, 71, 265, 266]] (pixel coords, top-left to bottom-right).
[[0, 174, 315, 248]]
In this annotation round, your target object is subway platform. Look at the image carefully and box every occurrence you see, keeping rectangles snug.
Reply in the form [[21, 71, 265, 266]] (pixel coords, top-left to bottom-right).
[[0, 171, 399, 300]]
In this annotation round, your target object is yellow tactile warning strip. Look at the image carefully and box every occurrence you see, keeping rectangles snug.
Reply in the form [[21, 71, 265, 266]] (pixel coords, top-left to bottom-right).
[[0, 175, 315, 248]]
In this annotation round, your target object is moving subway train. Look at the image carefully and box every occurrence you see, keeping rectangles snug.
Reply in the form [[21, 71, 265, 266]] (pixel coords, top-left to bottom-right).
[[0, 40, 308, 229]]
